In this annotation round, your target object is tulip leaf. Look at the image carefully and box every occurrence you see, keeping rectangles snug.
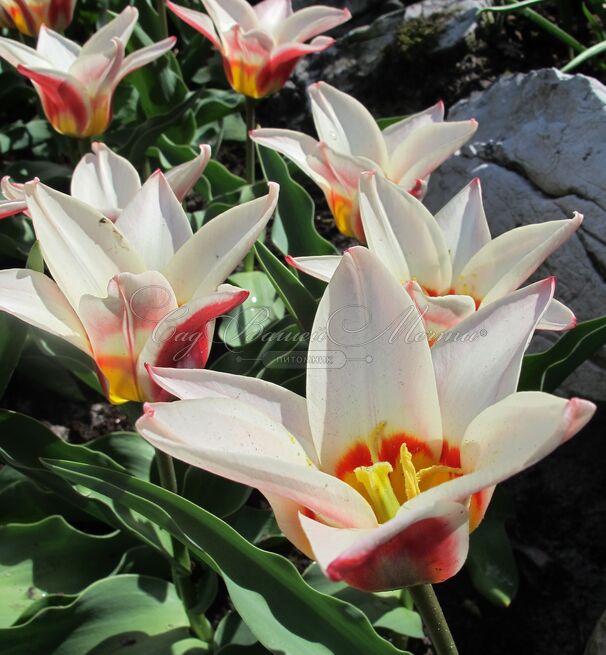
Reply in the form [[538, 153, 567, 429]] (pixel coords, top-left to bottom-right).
[[219, 271, 285, 347], [44, 459, 410, 655], [254, 241, 318, 332], [0, 575, 206, 655], [518, 315, 606, 392], [257, 146, 336, 259], [182, 467, 252, 519], [0, 516, 133, 627], [0, 313, 27, 397], [0, 411, 172, 560]]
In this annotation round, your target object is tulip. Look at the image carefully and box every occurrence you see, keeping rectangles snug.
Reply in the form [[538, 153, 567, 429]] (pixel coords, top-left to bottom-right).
[[0, 177, 279, 403], [137, 247, 595, 591], [289, 173, 581, 337], [167, 0, 350, 99], [0, 0, 76, 36], [0, 7, 176, 137], [251, 82, 478, 240]]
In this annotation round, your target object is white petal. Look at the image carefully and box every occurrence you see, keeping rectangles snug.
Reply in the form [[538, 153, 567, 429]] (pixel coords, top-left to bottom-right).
[[307, 246, 442, 476], [359, 172, 451, 292], [80, 6, 138, 57], [163, 183, 278, 304], [254, 0, 291, 32], [118, 37, 176, 84], [381, 101, 444, 158], [0, 36, 51, 69], [24, 181, 146, 310], [202, 0, 258, 33], [0, 269, 90, 354], [71, 142, 141, 219], [432, 278, 555, 446], [435, 178, 491, 280], [287, 255, 341, 283], [147, 366, 317, 465], [115, 171, 193, 271], [164, 144, 212, 202], [456, 213, 583, 305], [390, 119, 478, 190], [277, 6, 350, 44], [36, 27, 80, 71], [309, 82, 388, 167], [166, 2, 222, 50], [537, 298, 576, 331], [137, 397, 376, 528]]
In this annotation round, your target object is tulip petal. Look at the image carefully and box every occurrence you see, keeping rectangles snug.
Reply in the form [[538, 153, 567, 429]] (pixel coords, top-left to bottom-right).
[[146, 365, 317, 464], [265, 493, 313, 558], [0, 36, 50, 69], [432, 278, 555, 446], [118, 36, 177, 84], [537, 298, 576, 331], [137, 286, 249, 400], [80, 6, 138, 57], [163, 183, 278, 304], [359, 172, 451, 292], [0, 268, 90, 354], [166, 2, 222, 50], [79, 270, 178, 403], [381, 101, 444, 158], [309, 82, 388, 167], [0, 198, 27, 219], [420, 392, 596, 531], [36, 27, 80, 71], [164, 145, 211, 203], [71, 142, 141, 220], [390, 119, 478, 190], [456, 213, 583, 305], [253, 0, 292, 32], [202, 0, 258, 33], [136, 397, 377, 528], [287, 255, 341, 283], [24, 181, 145, 310], [115, 171, 193, 271], [277, 6, 350, 43], [435, 178, 491, 281], [307, 246, 442, 477], [300, 498, 469, 591]]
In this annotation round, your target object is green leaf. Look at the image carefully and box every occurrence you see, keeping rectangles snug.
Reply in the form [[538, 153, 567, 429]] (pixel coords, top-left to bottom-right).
[[219, 271, 285, 347], [376, 115, 409, 130], [254, 241, 318, 332], [0, 575, 206, 654], [0, 313, 27, 397], [374, 607, 424, 639], [0, 516, 133, 626], [45, 460, 410, 655], [518, 315, 606, 392], [561, 39, 606, 72], [477, 0, 545, 12], [257, 146, 336, 258], [467, 490, 518, 607], [182, 468, 251, 518], [88, 432, 156, 482]]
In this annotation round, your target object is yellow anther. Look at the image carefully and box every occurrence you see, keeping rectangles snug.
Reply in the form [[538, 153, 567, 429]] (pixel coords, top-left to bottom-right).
[[400, 443, 421, 500], [417, 465, 463, 481], [354, 461, 400, 523]]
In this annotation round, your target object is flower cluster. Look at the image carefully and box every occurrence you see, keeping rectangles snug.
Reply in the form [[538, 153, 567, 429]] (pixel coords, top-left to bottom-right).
[[0, 0, 595, 603]]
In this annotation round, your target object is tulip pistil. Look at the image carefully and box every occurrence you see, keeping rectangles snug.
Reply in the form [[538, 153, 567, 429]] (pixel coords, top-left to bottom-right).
[[354, 462, 400, 523]]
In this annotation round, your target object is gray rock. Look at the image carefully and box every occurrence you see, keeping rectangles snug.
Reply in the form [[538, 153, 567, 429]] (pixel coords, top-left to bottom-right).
[[425, 68, 606, 400], [585, 609, 606, 655]]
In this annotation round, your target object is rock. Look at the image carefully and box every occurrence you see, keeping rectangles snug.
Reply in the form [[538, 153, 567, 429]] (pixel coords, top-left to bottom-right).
[[425, 68, 606, 400], [585, 610, 606, 655]]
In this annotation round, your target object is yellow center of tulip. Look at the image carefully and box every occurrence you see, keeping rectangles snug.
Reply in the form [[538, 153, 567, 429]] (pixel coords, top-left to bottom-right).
[[353, 442, 462, 523]]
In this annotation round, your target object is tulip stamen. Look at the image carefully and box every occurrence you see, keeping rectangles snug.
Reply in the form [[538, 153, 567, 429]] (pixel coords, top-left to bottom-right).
[[400, 443, 421, 500], [354, 462, 400, 523]]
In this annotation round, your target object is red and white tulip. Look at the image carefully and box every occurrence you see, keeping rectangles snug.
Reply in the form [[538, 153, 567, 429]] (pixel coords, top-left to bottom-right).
[[0, 176, 278, 403], [290, 173, 581, 337], [0, 7, 175, 137], [167, 0, 350, 98], [251, 82, 477, 240], [137, 247, 595, 591], [0, 0, 76, 36]]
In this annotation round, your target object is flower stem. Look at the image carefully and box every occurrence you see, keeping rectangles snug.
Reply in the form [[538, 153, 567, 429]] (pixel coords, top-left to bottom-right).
[[409, 584, 458, 655], [155, 449, 213, 641], [244, 95, 257, 272], [156, 0, 169, 40]]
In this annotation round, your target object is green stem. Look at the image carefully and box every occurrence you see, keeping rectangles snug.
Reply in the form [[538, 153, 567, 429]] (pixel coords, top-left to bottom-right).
[[409, 584, 458, 655], [244, 95, 257, 272], [156, 0, 169, 40], [155, 450, 213, 641]]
